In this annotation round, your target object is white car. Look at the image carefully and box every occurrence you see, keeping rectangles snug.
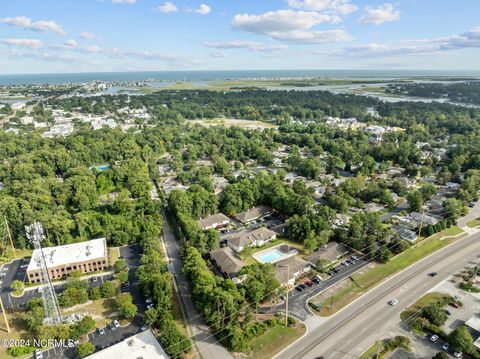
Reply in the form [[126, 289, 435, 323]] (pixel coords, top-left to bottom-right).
[[429, 334, 439, 343], [389, 299, 398, 306], [442, 343, 449, 351], [453, 351, 462, 358], [113, 319, 120, 328]]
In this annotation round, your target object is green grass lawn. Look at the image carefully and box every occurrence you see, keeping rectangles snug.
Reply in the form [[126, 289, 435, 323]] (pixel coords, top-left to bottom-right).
[[467, 218, 480, 228], [400, 292, 452, 322], [359, 341, 382, 359], [315, 226, 465, 316], [0, 248, 32, 267], [247, 323, 306, 359]]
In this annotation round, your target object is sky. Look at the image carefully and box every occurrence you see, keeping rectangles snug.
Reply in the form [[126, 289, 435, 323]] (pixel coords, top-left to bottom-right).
[[0, 0, 479, 74]]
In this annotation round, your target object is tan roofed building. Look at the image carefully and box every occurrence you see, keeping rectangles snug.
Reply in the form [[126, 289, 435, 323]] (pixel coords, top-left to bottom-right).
[[26, 238, 108, 283], [197, 213, 231, 230], [227, 227, 277, 253], [234, 205, 272, 224]]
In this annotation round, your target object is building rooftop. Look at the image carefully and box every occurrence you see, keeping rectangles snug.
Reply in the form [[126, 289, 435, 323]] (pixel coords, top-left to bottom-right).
[[85, 329, 167, 359], [209, 247, 245, 278], [304, 242, 350, 264], [197, 213, 231, 230], [27, 238, 107, 272], [275, 255, 311, 284], [227, 227, 277, 249], [466, 314, 480, 332], [234, 205, 272, 223]]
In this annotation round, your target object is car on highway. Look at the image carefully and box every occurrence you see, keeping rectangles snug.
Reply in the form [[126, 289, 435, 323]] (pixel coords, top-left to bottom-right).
[[429, 272, 438, 277], [388, 299, 398, 306], [442, 342, 449, 351], [453, 351, 463, 358], [429, 334, 439, 343]]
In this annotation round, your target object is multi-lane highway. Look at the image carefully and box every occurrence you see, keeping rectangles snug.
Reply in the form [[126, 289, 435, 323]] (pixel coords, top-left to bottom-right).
[[276, 230, 480, 359]]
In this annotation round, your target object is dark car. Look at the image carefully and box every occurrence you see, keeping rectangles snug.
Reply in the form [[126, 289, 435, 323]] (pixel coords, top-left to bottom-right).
[[429, 272, 438, 277], [108, 322, 116, 331], [333, 268, 339, 273], [313, 277, 321, 284], [295, 285, 305, 292], [96, 327, 105, 335]]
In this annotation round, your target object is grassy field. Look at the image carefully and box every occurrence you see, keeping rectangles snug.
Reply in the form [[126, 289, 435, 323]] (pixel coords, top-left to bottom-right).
[[400, 292, 452, 322], [359, 341, 382, 359], [246, 323, 306, 359], [62, 298, 116, 328], [0, 248, 32, 267], [467, 218, 480, 228], [108, 247, 121, 265], [0, 312, 33, 359], [312, 226, 465, 316]]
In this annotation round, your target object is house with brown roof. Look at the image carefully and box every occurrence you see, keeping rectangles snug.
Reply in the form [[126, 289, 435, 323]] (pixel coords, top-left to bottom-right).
[[274, 256, 311, 286], [227, 227, 277, 253], [304, 242, 350, 266], [234, 205, 272, 224], [197, 213, 231, 230], [209, 247, 246, 284]]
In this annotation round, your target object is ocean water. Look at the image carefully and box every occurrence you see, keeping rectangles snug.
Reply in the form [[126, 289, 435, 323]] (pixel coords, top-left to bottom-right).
[[1, 69, 480, 86]]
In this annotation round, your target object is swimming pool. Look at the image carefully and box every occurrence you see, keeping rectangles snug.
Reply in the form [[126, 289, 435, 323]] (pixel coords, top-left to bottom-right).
[[257, 249, 284, 263], [253, 245, 298, 264]]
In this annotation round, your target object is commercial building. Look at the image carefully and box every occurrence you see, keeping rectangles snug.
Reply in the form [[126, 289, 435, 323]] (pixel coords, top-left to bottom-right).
[[26, 238, 108, 283], [85, 329, 167, 359]]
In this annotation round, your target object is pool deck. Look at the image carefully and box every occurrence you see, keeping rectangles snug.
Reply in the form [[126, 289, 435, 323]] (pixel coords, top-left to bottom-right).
[[252, 244, 298, 264]]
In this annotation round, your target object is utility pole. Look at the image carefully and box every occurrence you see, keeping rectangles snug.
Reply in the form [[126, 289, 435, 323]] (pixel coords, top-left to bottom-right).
[[4, 216, 16, 259], [285, 265, 289, 327], [416, 206, 426, 247], [0, 295, 10, 333]]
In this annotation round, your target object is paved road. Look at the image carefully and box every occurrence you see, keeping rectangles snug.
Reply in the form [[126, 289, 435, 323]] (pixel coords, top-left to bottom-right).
[[275, 230, 480, 359], [262, 258, 369, 320], [160, 210, 233, 359]]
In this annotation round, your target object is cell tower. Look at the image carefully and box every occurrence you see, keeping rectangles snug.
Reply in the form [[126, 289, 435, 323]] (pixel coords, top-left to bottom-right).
[[25, 222, 62, 325]]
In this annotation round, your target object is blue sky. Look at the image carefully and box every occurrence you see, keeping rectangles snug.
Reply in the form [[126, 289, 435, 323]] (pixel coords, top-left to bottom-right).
[[0, 0, 479, 73]]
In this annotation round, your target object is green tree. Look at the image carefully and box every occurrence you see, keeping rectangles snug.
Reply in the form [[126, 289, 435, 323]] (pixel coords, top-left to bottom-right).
[[114, 259, 128, 273], [77, 342, 95, 358], [100, 281, 117, 298], [10, 280, 24, 296], [448, 325, 474, 353], [116, 293, 138, 320]]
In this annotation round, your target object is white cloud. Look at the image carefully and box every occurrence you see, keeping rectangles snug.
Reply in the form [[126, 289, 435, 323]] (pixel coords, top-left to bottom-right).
[[358, 3, 401, 25], [64, 39, 78, 47], [287, 0, 357, 15], [231, 9, 350, 44], [158, 2, 178, 13], [79, 31, 97, 40], [332, 27, 480, 57], [232, 10, 340, 34], [111, 0, 137, 3], [0, 16, 66, 35], [204, 40, 288, 52], [196, 4, 211, 15], [209, 51, 228, 57], [269, 29, 351, 43], [0, 38, 43, 49]]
